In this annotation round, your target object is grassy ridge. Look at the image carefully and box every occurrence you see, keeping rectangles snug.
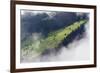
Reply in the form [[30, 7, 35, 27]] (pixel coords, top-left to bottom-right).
[[21, 20, 87, 59]]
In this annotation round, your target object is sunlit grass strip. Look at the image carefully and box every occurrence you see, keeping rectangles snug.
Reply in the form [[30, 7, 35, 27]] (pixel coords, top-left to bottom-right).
[[21, 19, 87, 59]]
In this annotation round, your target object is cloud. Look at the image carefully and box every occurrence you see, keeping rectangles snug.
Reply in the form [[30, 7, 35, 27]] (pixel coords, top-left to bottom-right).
[[21, 10, 57, 19]]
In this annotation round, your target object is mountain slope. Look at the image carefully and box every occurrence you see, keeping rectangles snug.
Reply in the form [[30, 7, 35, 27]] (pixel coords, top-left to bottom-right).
[[21, 19, 87, 60]]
